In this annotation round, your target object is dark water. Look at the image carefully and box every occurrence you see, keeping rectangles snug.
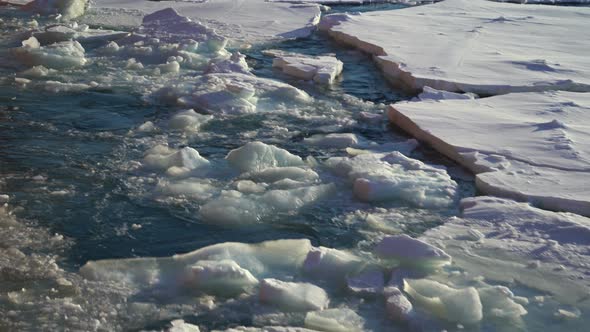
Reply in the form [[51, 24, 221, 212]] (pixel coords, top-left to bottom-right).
[[0, 3, 468, 270]]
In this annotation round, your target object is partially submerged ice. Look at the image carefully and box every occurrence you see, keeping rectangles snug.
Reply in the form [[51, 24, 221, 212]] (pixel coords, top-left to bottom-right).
[[325, 151, 457, 208], [12, 36, 87, 69], [266, 50, 344, 85], [81, 239, 313, 291], [226, 142, 305, 173], [319, 0, 590, 95], [388, 91, 590, 216]]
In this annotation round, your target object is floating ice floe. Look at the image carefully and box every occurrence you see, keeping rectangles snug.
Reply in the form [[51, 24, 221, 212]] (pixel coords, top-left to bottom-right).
[[421, 196, 590, 306], [199, 184, 335, 225], [265, 50, 343, 85], [320, 0, 590, 95], [143, 145, 210, 173], [304, 133, 362, 149], [81, 239, 313, 289], [227, 142, 305, 173], [160, 73, 311, 114], [388, 91, 590, 216], [325, 151, 457, 208], [89, 0, 322, 45], [168, 109, 213, 133]]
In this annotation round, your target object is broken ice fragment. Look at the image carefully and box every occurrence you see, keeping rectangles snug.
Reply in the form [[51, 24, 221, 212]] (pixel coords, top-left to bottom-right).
[[304, 308, 364, 332], [375, 235, 451, 270], [182, 259, 258, 296], [259, 278, 329, 312], [226, 142, 304, 173], [404, 279, 483, 325]]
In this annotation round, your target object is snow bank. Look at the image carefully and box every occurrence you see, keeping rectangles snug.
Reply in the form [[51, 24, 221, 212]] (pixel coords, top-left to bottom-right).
[[320, 0, 590, 95], [90, 0, 322, 45], [325, 151, 457, 208], [388, 91, 590, 216], [268, 51, 343, 85], [421, 196, 590, 305]]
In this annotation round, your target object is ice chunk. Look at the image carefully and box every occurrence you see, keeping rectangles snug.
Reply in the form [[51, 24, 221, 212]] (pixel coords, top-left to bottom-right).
[[403, 279, 483, 325], [143, 145, 209, 172], [259, 278, 329, 312], [182, 259, 258, 295], [13, 37, 87, 69], [346, 269, 384, 296], [155, 178, 217, 200], [226, 142, 304, 173], [421, 196, 590, 305], [81, 239, 313, 288], [385, 287, 413, 322], [302, 246, 365, 284], [137, 121, 156, 133], [166, 73, 311, 115], [326, 151, 457, 208], [375, 235, 451, 270], [478, 286, 527, 319], [200, 184, 335, 225], [168, 109, 213, 133], [270, 52, 343, 85], [304, 133, 361, 149], [168, 319, 200, 332], [241, 167, 319, 184], [304, 308, 364, 332]]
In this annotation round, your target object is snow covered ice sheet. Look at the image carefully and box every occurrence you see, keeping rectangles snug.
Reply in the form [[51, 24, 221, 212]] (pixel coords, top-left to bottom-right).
[[388, 90, 590, 216], [320, 0, 590, 95], [89, 0, 322, 45]]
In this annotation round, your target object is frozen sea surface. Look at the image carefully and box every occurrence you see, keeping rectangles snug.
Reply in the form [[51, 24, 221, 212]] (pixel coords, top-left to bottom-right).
[[0, 2, 588, 332]]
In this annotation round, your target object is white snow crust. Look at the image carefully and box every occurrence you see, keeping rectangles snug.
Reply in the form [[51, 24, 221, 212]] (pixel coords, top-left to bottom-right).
[[320, 0, 590, 95], [90, 0, 322, 45]]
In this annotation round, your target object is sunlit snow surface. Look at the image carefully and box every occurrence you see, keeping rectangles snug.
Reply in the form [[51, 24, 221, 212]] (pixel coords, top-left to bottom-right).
[[0, 1, 588, 332]]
